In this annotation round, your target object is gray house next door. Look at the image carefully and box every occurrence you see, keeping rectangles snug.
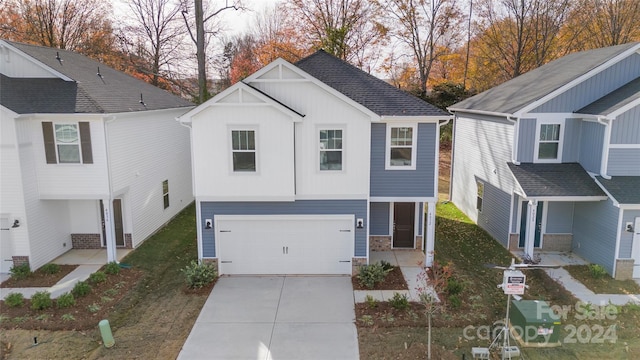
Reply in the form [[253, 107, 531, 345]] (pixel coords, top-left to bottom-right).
[[519, 201, 542, 248], [393, 202, 414, 248]]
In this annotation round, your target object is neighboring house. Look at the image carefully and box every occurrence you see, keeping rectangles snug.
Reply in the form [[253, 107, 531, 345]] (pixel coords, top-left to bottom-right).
[[178, 50, 450, 275], [0, 40, 194, 273], [449, 42, 640, 279]]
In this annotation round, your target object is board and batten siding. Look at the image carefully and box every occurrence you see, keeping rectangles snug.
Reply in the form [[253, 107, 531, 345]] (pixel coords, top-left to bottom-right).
[[14, 119, 71, 270], [619, 210, 640, 258], [610, 106, 640, 144], [370, 202, 390, 235], [107, 108, 193, 247], [572, 198, 619, 274], [370, 123, 436, 197], [579, 121, 604, 173], [517, 118, 536, 163], [531, 53, 640, 113], [451, 114, 514, 231], [29, 118, 110, 199], [200, 200, 367, 258], [546, 202, 574, 233]]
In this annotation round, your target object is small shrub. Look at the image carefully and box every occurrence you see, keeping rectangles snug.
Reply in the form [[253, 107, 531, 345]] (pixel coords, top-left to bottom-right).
[[88, 271, 107, 284], [446, 278, 464, 295], [360, 315, 374, 326], [0, 315, 10, 324], [61, 313, 75, 322], [104, 261, 120, 275], [449, 294, 462, 309], [103, 288, 118, 297], [379, 260, 394, 271], [181, 260, 217, 288], [365, 294, 378, 309], [4, 292, 25, 308], [101, 296, 113, 303], [381, 312, 395, 323], [72, 281, 92, 298], [36, 314, 51, 321], [31, 291, 52, 310], [40, 263, 60, 274], [9, 263, 31, 280], [87, 303, 101, 313], [357, 263, 391, 289], [389, 292, 409, 310], [13, 316, 29, 324], [589, 264, 608, 279], [56, 292, 76, 309]]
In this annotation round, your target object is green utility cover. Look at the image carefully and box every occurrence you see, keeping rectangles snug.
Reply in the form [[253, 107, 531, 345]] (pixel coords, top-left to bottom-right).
[[509, 300, 561, 344]]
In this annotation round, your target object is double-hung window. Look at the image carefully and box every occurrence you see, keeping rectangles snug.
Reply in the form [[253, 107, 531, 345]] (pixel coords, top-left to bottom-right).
[[537, 123, 562, 161], [387, 125, 417, 169], [476, 180, 484, 212], [231, 130, 256, 172], [319, 129, 342, 171], [42, 121, 93, 164], [162, 180, 170, 209]]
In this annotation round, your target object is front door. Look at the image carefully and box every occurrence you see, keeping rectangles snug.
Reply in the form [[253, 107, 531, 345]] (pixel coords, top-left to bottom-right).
[[519, 201, 543, 248], [101, 199, 124, 247], [632, 217, 640, 278], [393, 202, 414, 248]]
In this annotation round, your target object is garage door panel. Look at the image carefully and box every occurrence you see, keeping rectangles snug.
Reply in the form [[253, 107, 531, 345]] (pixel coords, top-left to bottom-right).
[[216, 216, 354, 275]]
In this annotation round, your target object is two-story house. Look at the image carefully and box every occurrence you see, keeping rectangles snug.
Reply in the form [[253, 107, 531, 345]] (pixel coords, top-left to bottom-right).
[[449, 42, 640, 279], [0, 40, 194, 273], [178, 50, 450, 275]]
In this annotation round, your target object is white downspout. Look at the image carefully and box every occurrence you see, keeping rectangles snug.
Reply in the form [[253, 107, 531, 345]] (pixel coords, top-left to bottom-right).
[[178, 118, 203, 262], [103, 115, 117, 263], [597, 116, 612, 180], [506, 116, 520, 165]]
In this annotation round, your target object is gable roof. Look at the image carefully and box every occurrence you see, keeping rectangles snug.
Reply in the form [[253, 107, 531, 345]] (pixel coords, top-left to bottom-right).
[[449, 43, 640, 116], [295, 50, 448, 117], [507, 162, 607, 199], [595, 176, 640, 205], [578, 77, 640, 116], [1, 40, 193, 114]]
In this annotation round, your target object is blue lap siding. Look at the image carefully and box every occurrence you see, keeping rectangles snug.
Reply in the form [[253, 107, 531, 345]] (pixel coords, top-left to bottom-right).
[[200, 200, 367, 258]]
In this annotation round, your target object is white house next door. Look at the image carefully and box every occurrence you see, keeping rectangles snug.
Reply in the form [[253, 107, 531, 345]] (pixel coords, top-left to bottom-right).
[[0, 217, 13, 273], [632, 217, 640, 278]]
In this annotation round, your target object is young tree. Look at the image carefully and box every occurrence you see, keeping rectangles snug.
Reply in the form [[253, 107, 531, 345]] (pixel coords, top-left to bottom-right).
[[377, 0, 464, 96]]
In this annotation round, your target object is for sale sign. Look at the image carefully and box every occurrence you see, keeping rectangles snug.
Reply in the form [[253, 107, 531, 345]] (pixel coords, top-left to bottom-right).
[[503, 270, 526, 295]]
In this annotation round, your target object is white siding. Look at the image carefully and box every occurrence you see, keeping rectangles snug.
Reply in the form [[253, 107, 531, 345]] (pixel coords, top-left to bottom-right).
[[250, 81, 371, 199], [191, 99, 296, 200], [451, 115, 515, 223], [69, 200, 101, 233], [0, 44, 59, 78], [24, 118, 110, 199], [0, 108, 30, 260], [107, 108, 193, 247]]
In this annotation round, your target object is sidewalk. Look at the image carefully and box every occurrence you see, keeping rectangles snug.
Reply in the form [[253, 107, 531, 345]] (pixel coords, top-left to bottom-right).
[[0, 264, 101, 299], [544, 267, 640, 305]]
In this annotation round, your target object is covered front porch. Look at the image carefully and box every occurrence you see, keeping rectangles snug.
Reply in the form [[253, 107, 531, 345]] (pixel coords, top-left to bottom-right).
[[52, 248, 132, 266]]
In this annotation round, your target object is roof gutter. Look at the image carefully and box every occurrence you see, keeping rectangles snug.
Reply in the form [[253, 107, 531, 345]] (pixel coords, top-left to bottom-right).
[[597, 116, 612, 180]]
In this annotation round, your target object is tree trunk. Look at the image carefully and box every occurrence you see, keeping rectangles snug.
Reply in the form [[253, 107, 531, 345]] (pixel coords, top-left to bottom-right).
[[195, 0, 208, 103]]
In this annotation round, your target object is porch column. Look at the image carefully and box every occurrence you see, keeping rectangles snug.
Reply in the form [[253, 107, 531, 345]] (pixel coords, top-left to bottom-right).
[[425, 201, 435, 267], [102, 198, 118, 263], [525, 200, 538, 258]]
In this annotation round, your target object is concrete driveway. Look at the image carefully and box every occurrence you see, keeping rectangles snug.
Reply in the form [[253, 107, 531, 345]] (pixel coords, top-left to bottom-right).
[[178, 276, 359, 360]]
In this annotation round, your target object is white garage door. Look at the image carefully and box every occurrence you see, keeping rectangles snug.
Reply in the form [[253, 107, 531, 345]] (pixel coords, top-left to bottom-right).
[[216, 215, 354, 275]]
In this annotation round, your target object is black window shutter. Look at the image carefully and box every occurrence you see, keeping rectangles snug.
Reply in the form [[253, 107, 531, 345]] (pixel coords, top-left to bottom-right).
[[79, 122, 93, 164], [42, 122, 57, 164]]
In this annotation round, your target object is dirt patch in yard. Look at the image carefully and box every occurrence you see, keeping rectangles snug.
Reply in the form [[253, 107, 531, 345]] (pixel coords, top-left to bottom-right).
[[352, 266, 409, 290], [1, 265, 78, 288]]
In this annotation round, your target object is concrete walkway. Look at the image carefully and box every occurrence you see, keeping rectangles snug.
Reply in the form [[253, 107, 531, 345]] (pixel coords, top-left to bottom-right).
[[178, 276, 359, 360], [0, 264, 101, 299], [544, 267, 640, 305], [354, 250, 437, 302]]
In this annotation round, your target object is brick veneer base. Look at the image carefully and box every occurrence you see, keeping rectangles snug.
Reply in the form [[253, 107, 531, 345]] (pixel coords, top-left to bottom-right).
[[416, 236, 423, 251], [370, 236, 392, 251], [508, 233, 572, 252], [615, 259, 634, 280], [352, 257, 367, 276], [71, 234, 102, 249], [11, 256, 29, 269]]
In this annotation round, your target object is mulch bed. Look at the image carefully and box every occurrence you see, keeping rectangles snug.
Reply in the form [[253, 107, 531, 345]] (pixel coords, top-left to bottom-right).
[[352, 266, 409, 291], [0, 267, 143, 331], [0, 265, 78, 288]]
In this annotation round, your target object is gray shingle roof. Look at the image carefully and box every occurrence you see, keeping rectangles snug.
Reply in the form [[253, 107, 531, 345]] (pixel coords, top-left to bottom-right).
[[1, 74, 82, 113], [578, 77, 640, 115], [449, 43, 640, 115], [3, 41, 193, 113], [295, 50, 448, 117], [507, 162, 606, 198], [595, 176, 640, 205]]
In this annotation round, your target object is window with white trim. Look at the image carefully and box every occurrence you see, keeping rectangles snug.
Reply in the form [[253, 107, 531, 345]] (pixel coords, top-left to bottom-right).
[[231, 130, 256, 172], [162, 180, 169, 209], [537, 124, 561, 160], [54, 124, 81, 163], [476, 180, 484, 212], [319, 129, 342, 171], [387, 125, 417, 169]]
